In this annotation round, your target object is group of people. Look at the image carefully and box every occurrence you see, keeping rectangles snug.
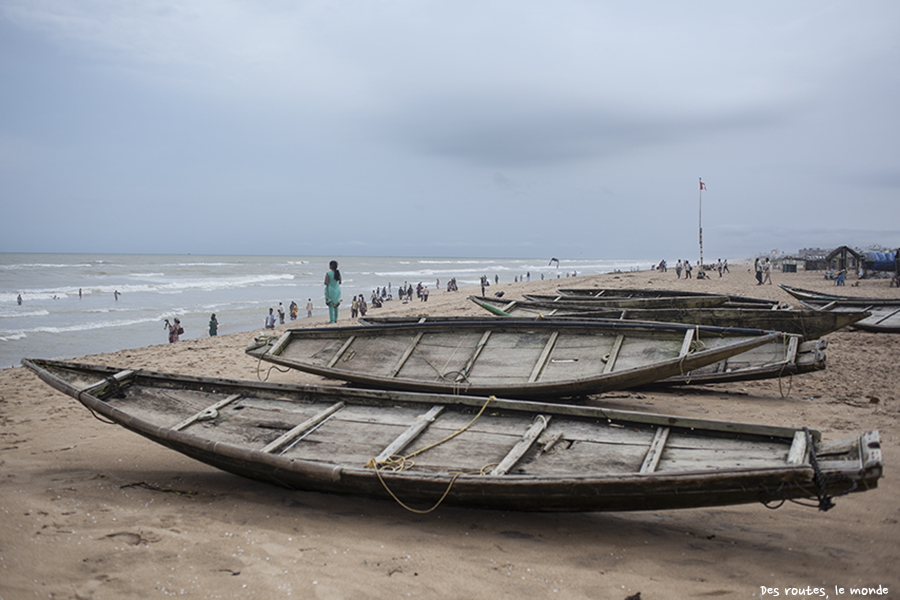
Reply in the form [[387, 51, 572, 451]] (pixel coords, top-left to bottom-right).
[[674, 260, 692, 279], [754, 257, 773, 285], [671, 258, 730, 279], [266, 299, 316, 328]]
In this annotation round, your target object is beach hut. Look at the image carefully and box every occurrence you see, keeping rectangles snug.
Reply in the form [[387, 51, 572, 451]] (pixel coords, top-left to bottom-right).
[[826, 246, 863, 274]]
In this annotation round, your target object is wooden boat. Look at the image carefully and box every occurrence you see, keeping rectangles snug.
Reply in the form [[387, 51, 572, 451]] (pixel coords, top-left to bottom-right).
[[521, 293, 729, 309], [779, 284, 900, 307], [245, 320, 781, 399], [362, 315, 828, 385], [22, 358, 882, 512], [557, 288, 778, 307], [469, 296, 868, 339], [655, 337, 827, 385], [780, 285, 900, 333]]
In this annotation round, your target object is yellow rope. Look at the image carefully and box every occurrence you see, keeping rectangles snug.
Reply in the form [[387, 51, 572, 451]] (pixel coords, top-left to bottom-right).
[[364, 395, 496, 513]]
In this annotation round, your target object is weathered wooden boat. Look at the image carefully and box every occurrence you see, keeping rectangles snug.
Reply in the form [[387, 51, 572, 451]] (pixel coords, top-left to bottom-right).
[[780, 285, 900, 333], [654, 336, 827, 386], [362, 315, 828, 385], [521, 293, 730, 309], [469, 296, 868, 339], [245, 320, 781, 399], [779, 284, 900, 307], [557, 288, 778, 307], [22, 358, 882, 512]]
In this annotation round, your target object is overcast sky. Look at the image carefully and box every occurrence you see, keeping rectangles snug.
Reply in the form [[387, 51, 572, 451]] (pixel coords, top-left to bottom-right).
[[1, 1, 898, 261]]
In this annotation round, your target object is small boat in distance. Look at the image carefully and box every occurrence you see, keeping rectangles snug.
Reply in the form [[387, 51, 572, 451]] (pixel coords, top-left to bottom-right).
[[469, 296, 868, 339], [521, 293, 730, 309], [23, 358, 883, 513], [245, 320, 781, 399], [556, 288, 778, 307], [779, 284, 900, 307], [780, 285, 900, 333]]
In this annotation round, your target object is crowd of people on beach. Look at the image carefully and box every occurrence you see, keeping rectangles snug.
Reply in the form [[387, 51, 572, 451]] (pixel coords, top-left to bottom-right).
[[157, 253, 807, 344]]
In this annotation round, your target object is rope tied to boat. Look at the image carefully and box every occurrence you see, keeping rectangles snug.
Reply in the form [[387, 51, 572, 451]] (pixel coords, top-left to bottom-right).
[[78, 376, 121, 425], [776, 336, 794, 398], [762, 427, 857, 511], [252, 335, 291, 382], [364, 395, 496, 514], [804, 426, 836, 511]]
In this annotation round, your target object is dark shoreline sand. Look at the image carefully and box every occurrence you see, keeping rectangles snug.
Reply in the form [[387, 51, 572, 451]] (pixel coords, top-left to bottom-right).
[[1, 264, 898, 599]]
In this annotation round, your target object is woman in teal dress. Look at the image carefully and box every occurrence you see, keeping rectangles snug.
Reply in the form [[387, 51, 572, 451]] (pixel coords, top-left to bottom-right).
[[324, 260, 342, 323]]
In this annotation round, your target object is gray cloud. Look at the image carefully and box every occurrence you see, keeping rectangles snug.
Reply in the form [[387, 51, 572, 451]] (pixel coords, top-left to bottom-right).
[[1, 1, 898, 259]]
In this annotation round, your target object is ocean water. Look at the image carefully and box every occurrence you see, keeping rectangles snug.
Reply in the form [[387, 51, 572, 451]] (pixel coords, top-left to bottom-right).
[[0, 254, 653, 369]]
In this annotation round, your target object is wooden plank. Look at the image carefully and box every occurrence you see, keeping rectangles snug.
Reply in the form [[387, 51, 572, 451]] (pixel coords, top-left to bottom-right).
[[389, 332, 424, 377], [528, 331, 560, 382], [785, 335, 799, 363], [602, 335, 625, 374], [874, 306, 900, 325], [639, 427, 670, 473], [455, 330, 492, 382], [501, 301, 518, 312], [375, 405, 445, 462], [786, 430, 808, 465], [173, 394, 242, 431], [326, 336, 357, 369], [491, 415, 551, 475], [679, 328, 695, 357], [269, 331, 294, 356], [261, 401, 345, 454], [78, 369, 136, 396]]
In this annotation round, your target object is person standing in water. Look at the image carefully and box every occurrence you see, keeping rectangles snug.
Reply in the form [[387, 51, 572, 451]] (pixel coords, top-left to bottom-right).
[[209, 314, 218, 336], [324, 260, 342, 323]]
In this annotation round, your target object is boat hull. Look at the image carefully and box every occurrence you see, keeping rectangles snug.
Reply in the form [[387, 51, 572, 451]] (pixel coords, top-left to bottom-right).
[[469, 296, 867, 339], [246, 320, 782, 399], [23, 359, 883, 512]]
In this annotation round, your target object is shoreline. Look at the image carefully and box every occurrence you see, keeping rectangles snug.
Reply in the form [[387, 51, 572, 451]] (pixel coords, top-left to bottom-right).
[[1, 263, 897, 598]]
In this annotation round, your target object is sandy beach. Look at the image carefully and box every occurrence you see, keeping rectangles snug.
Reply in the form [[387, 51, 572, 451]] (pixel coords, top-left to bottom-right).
[[1, 264, 897, 599]]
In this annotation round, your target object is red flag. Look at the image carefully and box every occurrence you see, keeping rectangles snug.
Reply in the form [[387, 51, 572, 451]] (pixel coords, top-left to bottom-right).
[[699, 179, 706, 191]]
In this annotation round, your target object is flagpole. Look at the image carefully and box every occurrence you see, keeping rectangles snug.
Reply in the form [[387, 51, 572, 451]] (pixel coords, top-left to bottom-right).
[[698, 178, 703, 268]]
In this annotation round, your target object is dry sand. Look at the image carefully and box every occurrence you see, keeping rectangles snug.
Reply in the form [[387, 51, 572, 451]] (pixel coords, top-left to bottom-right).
[[1, 264, 898, 599]]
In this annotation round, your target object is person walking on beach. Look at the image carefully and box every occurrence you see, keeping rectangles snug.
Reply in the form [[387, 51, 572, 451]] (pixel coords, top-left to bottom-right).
[[684, 260, 692, 279], [723, 259, 729, 273], [351, 295, 359, 319], [324, 260, 342, 323], [265, 308, 276, 329], [165, 318, 182, 343], [306, 298, 314, 317], [209, 314, 218, 336], [290, 301, 298, 320], [754, 258, 763, 285], [763, 258, 773, 285], [278, 303, 285, 325]]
